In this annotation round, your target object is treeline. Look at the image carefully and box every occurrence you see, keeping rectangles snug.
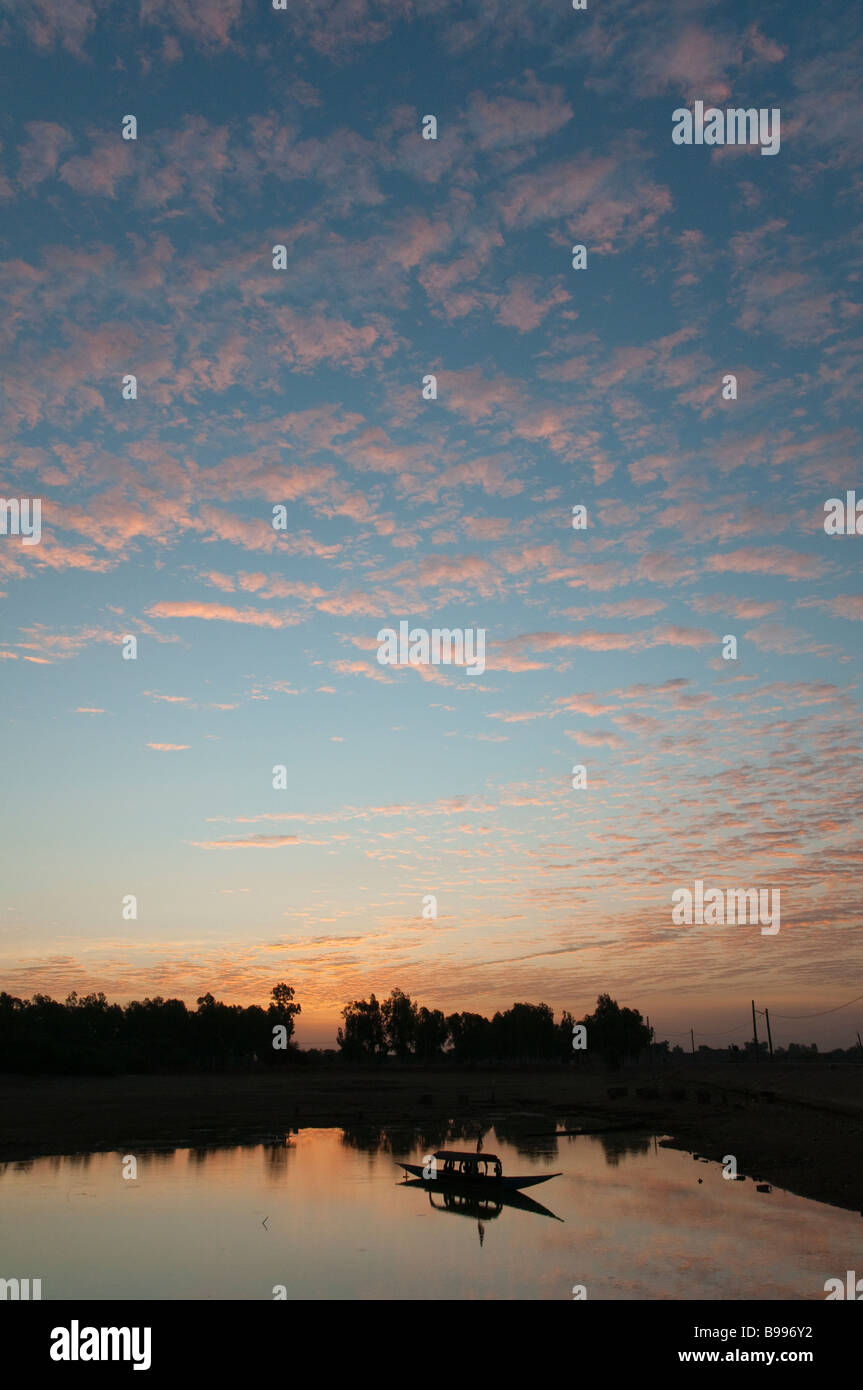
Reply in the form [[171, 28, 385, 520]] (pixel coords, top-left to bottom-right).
[[0, 985, 650, 1074], [0, 985, 301, 1075], [337, 989, 651, 1065], [2, 985, 853, 1076]]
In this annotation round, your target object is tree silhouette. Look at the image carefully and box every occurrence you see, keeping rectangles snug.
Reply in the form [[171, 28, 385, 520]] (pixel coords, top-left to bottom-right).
[[414, 1005, 449, 1061], [337, 994, 386, 1060], [579, 993, 652, 1069], [446, 1011, 491, 1062], [381, 988, 417, 1059], [268, 983, 301, 1036], [491, 1002, 558, 1060]]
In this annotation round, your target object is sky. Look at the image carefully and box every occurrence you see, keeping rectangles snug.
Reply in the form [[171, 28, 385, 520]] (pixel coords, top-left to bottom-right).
[[0, 0, 861, 1050]]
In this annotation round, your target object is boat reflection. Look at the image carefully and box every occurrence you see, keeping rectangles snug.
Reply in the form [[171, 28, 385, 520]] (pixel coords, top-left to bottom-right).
[[399, 1176, 563, 1245]]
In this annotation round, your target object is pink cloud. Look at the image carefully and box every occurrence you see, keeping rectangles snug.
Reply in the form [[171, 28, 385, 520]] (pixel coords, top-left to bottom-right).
[[17, 122, 72, 189], [743, 622, 826, 655], [829, 596, 863, 621], [553, 694, 618, 716], [147, 601, 301, 628], [565, 729, 626, 749], [637, 552, 698, 586], [495, 630, 643, 658], [494, 275, 570, 332], [192, 834, 302, 849], [498, 154, 614, 227], [331, 659, 391, 683], [462, 516, 511, 541], [706, 548, 824, 580], [273, 305, 400, 372], [59, 137, 133, 197], [650, 625, 714, 648], [139, 0, 245, 52], [15, 624, 121, 659], [745, 24, 787, 65], [632, 24, 742, 103], [438, 366, 523, 424], [11, 0, 99, 58], [466, 74, 573, 151], [487, 710, 547, 723]]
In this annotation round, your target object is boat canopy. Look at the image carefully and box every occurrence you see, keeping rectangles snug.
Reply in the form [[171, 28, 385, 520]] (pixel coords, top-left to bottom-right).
[[433, 1150, 500, 1163]]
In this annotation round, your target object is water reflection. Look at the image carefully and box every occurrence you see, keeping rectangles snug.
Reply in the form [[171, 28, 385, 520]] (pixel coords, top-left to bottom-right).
[[493, 1121, 560, 1161], [595, 1134, 652, 1167], [263, 1142, 294, 1174], [400, 1177, 564, 1243], [340, 1119, 497, 1156], [1, 1125, 859, 1300]]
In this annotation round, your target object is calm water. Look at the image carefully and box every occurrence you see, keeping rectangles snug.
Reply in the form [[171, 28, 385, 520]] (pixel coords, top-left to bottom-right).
[[1, 1126, 858, 1299]]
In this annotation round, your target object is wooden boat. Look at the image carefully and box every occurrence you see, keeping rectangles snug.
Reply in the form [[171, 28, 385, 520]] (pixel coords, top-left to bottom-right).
[[397, 1149, 561, 1191]]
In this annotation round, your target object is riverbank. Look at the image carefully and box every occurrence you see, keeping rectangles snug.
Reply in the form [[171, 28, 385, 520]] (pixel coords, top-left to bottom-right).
[[2, 1062, 860, 1213]]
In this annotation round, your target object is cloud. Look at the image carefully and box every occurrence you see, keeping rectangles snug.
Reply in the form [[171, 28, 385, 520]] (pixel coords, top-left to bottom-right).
[[743, 622, 826, 656], [17, 122, 72, 189], [497, 156, 671, 252], [146, 601, 301, 628], [465, 73, 573, 151], [649, 624, 714, 648], [487, 709, 547, 724], [192, 834, 302, 849], [14, 624, 121, 660], [565, 728, 626, 749], [494, 274, 570, 332], [5, 0, 100, 58], [828, 596, 863, 621], [273, 304, 400, 372], [139, 0, 245, 53], [59, 136, 134, 197], [706, 548, 824, 580], [331, 659, 392, 683], [553, 694, 618, 716]]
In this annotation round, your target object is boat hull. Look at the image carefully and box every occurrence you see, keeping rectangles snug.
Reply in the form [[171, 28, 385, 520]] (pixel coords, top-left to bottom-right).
[[398, 1162, 560, 1190]]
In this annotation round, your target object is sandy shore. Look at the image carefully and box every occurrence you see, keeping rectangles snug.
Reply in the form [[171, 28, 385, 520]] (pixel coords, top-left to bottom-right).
[[2, 1061, 861, 1213]]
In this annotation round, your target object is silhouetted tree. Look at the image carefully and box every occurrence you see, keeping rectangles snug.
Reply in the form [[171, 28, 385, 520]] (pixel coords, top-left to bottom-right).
[[414, 1006, 449, 1061], [491, 1002, 558, 1060], [267, 982, 302, 1049], [579, 994, 652, 1069], [558, 1009, 582, 1062], [337, 994, 386, 1060], [446, 1011, 491, 1062], [381, 988, 417, 1059]]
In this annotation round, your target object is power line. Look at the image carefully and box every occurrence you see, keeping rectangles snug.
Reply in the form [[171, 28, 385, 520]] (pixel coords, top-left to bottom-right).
[[768, 992, 863, 1021], [653, 995, 861, 1039], [654, 994, 863, 1037]]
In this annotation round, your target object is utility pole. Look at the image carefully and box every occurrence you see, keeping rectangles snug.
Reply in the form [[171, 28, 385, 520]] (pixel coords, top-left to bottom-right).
[[764, 1008, 774, 1060], [690, 1028, 695, 1055], [751, 1000, 760, 1062]]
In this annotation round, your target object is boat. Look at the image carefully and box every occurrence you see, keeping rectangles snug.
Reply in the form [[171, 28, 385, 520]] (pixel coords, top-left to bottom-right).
[[397, 1149, 561, 1191]]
